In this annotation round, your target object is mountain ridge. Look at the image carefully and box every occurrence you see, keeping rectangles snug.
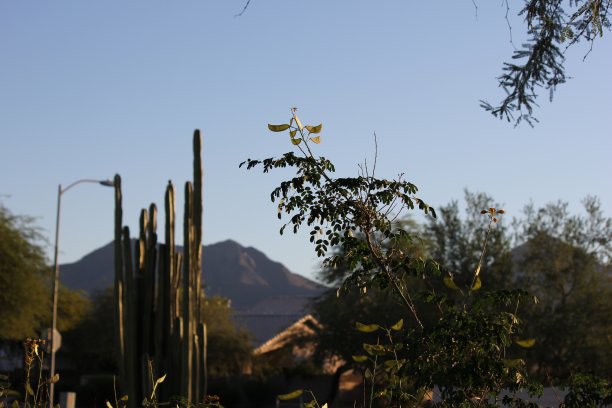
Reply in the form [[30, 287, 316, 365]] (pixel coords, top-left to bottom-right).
[[60, 239, 325, 309]]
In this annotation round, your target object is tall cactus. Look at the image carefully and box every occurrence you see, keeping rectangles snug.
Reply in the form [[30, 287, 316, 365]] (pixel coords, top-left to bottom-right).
[[113, 130, 207, 406]]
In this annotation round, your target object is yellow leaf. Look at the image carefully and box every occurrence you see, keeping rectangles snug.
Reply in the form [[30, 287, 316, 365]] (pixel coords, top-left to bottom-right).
[[278, 390, 304, 400], [106, 402, 114, 408], [291, 138, 302, 145], [355, 322, 379, 333], [305, 123, 323, 134], [443, 277, 460, 290], [471, 277, 482, 291], [515, 338, 536, 348], [310, 136, 321, 144], [352, 355, 368, 363], [390, 319, 404, 331]]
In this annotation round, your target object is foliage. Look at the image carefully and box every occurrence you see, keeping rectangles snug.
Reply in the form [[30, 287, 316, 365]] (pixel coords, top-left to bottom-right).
[[200, 296, 254, 378], [243, 110, 548, 406], [63, 288, 117, 374], [480, 0, 610, 125], [425, 191, 515, 291], [563, 373, 612, 407], [513, 198, 612, 380], [0, 204, 90, 341], [0, 204, 50, 340]]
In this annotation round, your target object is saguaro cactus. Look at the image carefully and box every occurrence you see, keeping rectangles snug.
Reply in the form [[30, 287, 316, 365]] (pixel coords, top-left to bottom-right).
[[113, 130, 206, 406]]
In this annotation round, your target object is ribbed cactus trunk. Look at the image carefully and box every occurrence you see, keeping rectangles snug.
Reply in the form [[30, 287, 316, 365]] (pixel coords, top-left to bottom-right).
[[113, 130, 207, 407]]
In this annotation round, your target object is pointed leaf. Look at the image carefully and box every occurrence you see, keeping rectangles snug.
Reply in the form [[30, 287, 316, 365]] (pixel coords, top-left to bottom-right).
[[310, 136, 321, 144], [106, 402, 114, 408], [291, 138, 302, 145], [289, 130, 297, 138], [268, 124, 290, 132], [322, 404, 328, 408], [304, 402, 316, 408], [26, 383, 34, 396], [155, 374, 167, 385], [356, 322, 379, 333], [278, 390, 304, 400], [515, 338, 536, 348], [443, 277, 460, 290], [305, 123, 323, 134], [390, 319, 404, 331], [49, 373, 60, 384], [471, 277, 482, 291]]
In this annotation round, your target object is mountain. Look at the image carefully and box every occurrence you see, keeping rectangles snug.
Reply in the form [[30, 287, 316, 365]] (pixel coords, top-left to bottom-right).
[[59, 239, 325, 310]]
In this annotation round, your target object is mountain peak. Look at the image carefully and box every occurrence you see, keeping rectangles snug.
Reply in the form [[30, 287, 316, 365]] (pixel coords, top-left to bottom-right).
[[60, 239, 325, 309]]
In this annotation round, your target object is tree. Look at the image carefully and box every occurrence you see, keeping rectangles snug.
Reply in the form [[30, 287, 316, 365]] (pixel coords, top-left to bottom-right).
[[0, 203, 91, 342], [0, 204, 50, 340], [243, 110, 543, 406], [514, 198, 612, 379], [425, 190, 514, 291], [201, 296, 254, 378]]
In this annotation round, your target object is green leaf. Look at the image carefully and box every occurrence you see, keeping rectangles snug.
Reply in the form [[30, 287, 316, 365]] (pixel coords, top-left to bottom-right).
[[304, 401, 316, 408], [355, 322, 379, 332], [352, 355, 368, 363], [390, 319, 404, 331], [363, 343, 387, 356], [305, 123, 323, 134], [268, 124, 290, 132], [291, 138, 302, 145], [278, 390, 304, 400], [471, 277, 482, 291], [503, 358, 525, 368], [26, 383, 34, 396], [289, 130, 297, 138], [515, 338, 536, 348], [310, 136, 321, 144], [443, 277, 460, 290]]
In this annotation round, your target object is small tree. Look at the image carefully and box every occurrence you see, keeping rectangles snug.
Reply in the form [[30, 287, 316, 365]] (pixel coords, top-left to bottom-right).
[[242, 109, 543, 406]]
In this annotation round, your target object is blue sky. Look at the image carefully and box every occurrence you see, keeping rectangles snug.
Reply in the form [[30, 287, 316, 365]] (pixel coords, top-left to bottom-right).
[[1, 1, 611, 282]]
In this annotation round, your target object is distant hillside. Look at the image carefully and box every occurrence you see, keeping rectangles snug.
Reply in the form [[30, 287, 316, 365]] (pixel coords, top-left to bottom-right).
[[60, 239, 325, 309]]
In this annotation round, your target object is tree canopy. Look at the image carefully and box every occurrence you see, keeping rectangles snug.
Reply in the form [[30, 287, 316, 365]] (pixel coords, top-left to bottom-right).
[[0, 204, 91, 341]]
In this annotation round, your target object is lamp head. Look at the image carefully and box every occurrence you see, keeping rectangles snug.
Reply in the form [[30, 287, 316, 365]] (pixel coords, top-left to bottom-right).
[[99, 179, 115, 187]]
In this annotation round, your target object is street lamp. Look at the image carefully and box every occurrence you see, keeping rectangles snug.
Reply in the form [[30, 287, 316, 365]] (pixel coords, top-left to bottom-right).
[[49, 178, 115, 408]]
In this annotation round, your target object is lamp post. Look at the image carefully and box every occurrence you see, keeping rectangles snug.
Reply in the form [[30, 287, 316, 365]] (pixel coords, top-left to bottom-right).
[[49, 178, 115, 408]]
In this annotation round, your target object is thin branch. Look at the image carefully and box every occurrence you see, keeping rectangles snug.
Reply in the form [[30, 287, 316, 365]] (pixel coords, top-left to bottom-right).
[[234, 0, 252, 17]]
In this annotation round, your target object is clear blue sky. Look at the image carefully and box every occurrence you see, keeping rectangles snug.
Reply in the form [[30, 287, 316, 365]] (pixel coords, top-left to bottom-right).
[[1, 1, 610, 282]]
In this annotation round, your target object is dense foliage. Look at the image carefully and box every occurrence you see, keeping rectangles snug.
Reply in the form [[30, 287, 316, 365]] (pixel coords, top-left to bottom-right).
[[0, 204, 89, 341]]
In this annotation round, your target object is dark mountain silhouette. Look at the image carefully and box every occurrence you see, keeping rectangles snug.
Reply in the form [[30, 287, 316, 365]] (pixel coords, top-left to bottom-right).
[[60, 239, 325, 310]]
